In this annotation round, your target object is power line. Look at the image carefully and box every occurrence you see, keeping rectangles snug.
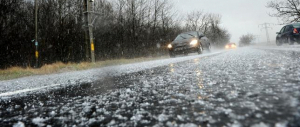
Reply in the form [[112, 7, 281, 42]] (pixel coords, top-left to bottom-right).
[[259, 23, 273, 43]]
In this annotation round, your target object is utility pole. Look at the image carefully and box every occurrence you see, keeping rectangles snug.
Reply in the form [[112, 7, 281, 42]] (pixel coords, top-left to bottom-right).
[[259, 23, 272, 43], [84, 0, 95, 63], [83, 1, 90, 61], [34, 0, 39, 68]]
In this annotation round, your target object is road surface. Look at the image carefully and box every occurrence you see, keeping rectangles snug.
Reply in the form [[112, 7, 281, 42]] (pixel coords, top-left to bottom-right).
[[1, 46, 300, 127]]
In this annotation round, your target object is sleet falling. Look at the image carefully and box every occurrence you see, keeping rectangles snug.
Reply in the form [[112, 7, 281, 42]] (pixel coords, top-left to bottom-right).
[[1, 47, 300, 127]]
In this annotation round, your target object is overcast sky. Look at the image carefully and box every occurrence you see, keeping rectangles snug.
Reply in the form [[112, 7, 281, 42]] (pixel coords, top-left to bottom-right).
[[174, 0, 283, 43]]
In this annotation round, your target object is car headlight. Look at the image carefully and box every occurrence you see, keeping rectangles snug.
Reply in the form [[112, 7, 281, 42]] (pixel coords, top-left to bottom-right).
[[190, 40, 198, 46], [225, 45, 229, 49], [167, 44, 172, 49]]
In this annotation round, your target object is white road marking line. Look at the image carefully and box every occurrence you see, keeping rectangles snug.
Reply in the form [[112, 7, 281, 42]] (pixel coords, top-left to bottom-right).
[[0, 84, 60, 97]]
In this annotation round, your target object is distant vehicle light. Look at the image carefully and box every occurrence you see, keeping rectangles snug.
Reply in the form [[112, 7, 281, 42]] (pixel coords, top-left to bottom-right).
[[168, 44, 172, 49], [190, 40, 198, 46], [225, 43, 237, 49]]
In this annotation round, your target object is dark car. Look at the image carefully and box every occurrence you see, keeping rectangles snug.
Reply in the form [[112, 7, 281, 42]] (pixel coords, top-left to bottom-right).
[[276, 23, 300, 46], [167, 31, 211, 57]]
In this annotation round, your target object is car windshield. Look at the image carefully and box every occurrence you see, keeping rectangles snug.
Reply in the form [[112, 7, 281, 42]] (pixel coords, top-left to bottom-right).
[[174, 32, 197, 41]]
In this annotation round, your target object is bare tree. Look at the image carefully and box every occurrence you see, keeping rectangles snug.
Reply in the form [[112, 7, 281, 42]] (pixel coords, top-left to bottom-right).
[[239, 34, 254, 46], [267, 0, 300, 23], [185, 11, 210, 33], [184, 12, 230, 47]]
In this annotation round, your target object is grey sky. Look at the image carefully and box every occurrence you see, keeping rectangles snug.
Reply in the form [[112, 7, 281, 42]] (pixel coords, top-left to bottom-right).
[[174, 0, 283, 43]]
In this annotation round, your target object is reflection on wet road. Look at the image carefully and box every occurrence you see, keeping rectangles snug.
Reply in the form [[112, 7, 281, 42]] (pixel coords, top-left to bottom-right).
[[1, 47, 300, 126]]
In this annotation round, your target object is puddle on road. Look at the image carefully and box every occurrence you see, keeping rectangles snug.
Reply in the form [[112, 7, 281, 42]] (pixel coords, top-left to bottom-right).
[[169, 63, 175, 73]]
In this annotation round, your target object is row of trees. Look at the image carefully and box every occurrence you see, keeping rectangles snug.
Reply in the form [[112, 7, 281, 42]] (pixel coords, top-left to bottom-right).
[[0, 0, 86, 68], [93, 0, 182, 59], [0, 0, 231, 69]]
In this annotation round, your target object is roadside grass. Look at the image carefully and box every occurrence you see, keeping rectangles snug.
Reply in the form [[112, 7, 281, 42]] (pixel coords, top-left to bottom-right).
[[0, 56, 169, 81]]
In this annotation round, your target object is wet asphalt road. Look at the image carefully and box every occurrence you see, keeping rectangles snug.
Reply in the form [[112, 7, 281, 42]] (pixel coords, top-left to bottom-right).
[[1, 47, 300, 127]]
